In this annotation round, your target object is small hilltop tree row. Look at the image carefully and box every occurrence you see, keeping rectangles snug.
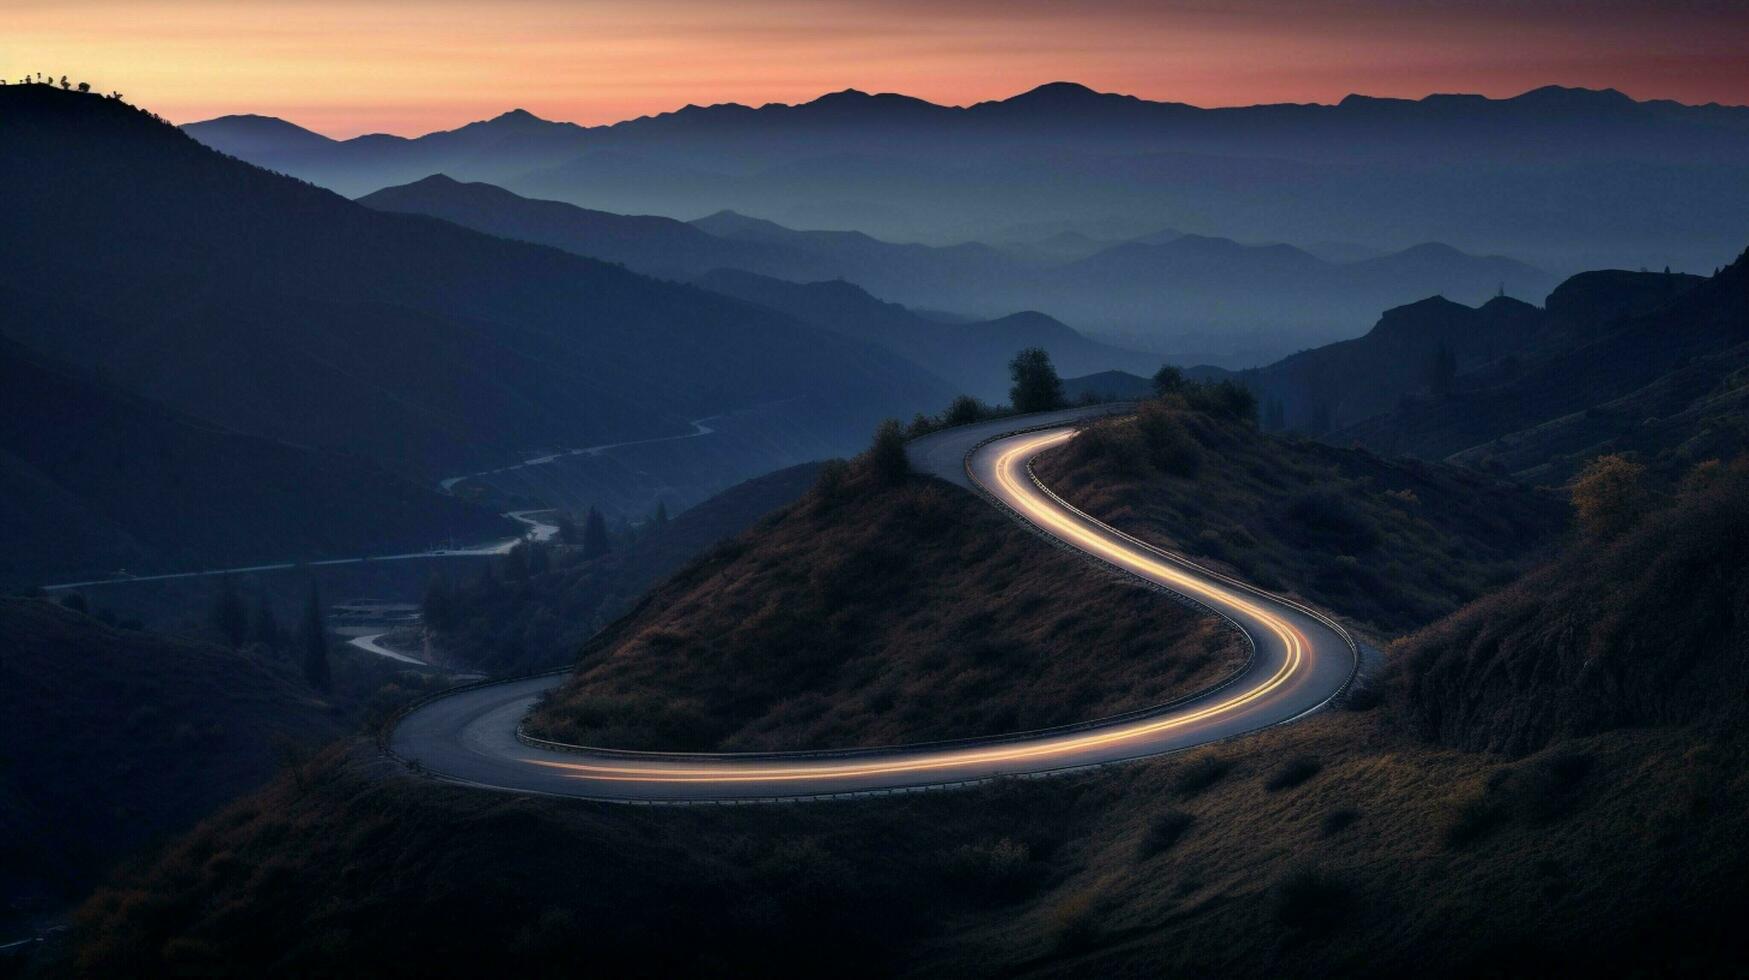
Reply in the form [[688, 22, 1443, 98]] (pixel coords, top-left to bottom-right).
[[4, 72, 119, 99]]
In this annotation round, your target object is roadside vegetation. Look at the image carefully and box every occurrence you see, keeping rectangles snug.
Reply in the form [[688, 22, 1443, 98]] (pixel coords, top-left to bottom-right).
[[1032, 380, 1565, 636]]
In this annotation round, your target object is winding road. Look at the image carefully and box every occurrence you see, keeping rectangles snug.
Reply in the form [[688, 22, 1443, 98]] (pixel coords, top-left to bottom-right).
[[387, 406, 1358, 802]]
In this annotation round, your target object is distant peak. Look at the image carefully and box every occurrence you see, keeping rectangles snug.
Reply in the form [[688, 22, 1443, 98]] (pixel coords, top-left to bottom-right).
[[409, 172, 461, 186], [492, 108, 539, 121], [1510, 84, 1633, 107], [1016, 81, 1099, 99]]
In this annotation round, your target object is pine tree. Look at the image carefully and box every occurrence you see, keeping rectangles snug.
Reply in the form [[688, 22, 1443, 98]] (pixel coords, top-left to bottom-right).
[[651, 500, 669, 530], [582, 506, 611, 560], [298, 584, 331, 693]]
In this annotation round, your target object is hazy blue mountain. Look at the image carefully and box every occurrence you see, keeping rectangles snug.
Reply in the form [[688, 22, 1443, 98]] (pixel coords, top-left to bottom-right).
[[693, 269, 1157, 401], [358, 174, 832, 281], [3, 86, 950, 489], [187, 83, 1749, 274]]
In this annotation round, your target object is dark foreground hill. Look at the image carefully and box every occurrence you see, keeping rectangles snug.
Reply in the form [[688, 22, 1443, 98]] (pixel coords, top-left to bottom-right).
[[0, 86, 948, 483], [0, 598, 341, 908], [0, 333, 509, 588], [64, 423, 1749, 977], [1395, 457, 1749, 754]]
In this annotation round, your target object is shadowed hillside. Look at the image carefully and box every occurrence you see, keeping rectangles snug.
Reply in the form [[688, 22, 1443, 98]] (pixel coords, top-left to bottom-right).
[[0, 598, 341, 907], [1333, 256, 1744, 478], [0, 86, 949, 483], [1394, 457, 1749, 754], [0, 333, 510, 588], [1033, 398, 1565, 636], [524, 460, 1243, 751]]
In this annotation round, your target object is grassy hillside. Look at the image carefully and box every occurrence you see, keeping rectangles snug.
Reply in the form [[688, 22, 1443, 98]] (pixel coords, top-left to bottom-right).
[[1032, 399, 1565, 636], [67, 707, 1748, 976], [57, 432, 1749, 977], [1394, 457, 1749, 754], [524, 462, 1244, 750], [0, 599, 341, 910], [428, 463, 824, 675]]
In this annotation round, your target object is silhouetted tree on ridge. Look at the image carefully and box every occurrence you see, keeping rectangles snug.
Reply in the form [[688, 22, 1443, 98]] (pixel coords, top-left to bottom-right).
[[1009, 347, 1065, 413]]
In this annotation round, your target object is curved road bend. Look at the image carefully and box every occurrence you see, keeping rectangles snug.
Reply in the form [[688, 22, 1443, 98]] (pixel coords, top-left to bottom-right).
[[388, 406, 1358, 802]]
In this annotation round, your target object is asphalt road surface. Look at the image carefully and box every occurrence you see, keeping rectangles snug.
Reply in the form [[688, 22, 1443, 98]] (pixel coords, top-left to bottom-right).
[[387, 406, 1358, 802]]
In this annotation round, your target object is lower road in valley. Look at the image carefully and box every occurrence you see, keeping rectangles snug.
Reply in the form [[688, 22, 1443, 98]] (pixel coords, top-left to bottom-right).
[[387, 406, 1359, 802]]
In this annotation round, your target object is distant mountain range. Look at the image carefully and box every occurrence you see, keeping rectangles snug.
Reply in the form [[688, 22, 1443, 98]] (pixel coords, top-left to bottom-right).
[[359, 173, 1556, 363], [186, 82, 1749, 277]]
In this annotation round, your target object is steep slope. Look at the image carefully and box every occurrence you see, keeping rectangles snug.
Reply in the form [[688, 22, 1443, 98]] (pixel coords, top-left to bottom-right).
[[1337, 257, 1743, 474], [1394, 458, 1749, 754], [693, 269, 1155, 401], [1033, 400, 1564, 635], [0, 598, 342, 904], [525, 464, 1243, 751], [0, 333, 510, 588], [0, 86, 950, 481], [428, 462, 825, 675]]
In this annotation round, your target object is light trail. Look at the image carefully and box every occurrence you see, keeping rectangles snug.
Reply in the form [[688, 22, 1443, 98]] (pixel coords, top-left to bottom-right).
[[387, 409, 1358, 802], [521, 429, 1316, 788]]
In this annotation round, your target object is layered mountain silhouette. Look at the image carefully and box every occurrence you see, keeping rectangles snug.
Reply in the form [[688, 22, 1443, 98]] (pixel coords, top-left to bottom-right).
[[186, 83, 1749, 275], [358, 173, 1556, 362], [1234, 252, 1746, 482], [691, 270, 1156, 401], [1, 86, 950, 491]]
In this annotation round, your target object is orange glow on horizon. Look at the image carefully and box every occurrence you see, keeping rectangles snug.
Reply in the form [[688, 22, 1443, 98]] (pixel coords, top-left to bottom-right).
[[6, 1, 1746, 137]]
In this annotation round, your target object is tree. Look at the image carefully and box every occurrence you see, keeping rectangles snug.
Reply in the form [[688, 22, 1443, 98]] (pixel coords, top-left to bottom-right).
[[864, 418, 910, 485], [943, 394, 988, 426], [651, 500, 669, 531], [555, 513, 579, 546], [1571, 454, 1650, 539], [1009, 347, 1065, 413], [1152, 364, 1185, 397], [209, 576, 248, 648], [59, 76, 70, 90], [298, 584, 332, 693], [77, 81, 90, 93], [582, 506, 611, 560]]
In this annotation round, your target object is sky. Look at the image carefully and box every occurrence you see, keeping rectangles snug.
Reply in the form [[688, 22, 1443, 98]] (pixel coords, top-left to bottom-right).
[[6, 0, 1748, 137]]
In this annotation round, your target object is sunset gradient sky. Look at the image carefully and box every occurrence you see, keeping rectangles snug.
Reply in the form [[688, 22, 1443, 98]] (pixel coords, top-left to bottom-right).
[[6, 0, 1748, 137]]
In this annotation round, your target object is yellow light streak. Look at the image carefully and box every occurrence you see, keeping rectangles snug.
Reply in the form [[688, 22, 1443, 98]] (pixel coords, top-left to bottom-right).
[[520, 426, 1316, 787]]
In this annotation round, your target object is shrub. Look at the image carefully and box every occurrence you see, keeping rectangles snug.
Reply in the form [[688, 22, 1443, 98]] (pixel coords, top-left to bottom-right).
[[1136, 810, 1196, 858], [943, 837, 1041, 903], [1174, 752, 1233, 794], [1273, 865, 1351, 932], [1265, 755, 1323, 792], [1571, 453, 1650, 539], [943, 394, 990, 426], [862, 419, 910, 485], [1320, 808, 1360, 837]]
